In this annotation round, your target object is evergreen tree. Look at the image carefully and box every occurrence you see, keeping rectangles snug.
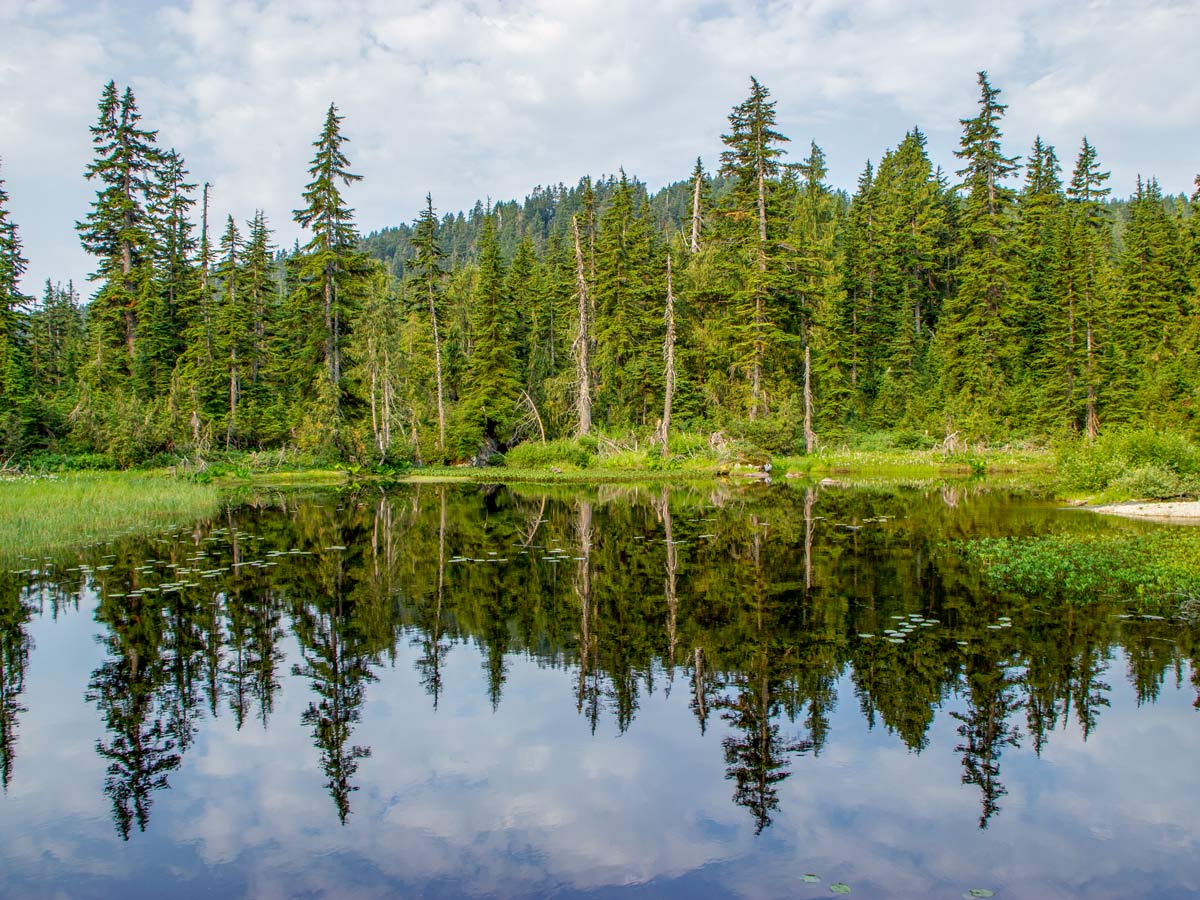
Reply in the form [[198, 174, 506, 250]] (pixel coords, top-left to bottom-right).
[[719, 77, 791, 419], [76, 82, 164, 385], [1016, 136, 1065, 427], [593, 172, 661, 427], [214, 216, 251, 448], [830, 160, 878, 424], [143, 149, 198, 396], [455, 215, 520, 455], [291, 103, 370, 430], [1059, 138, 1113, 436], [411, 194, 448, 459], [936, 72, 1022, 434], [0, 163, 30, 452], [787, 141, 839, 450], [1112, 176, 1191, 423], [239, 211, 278, 443]]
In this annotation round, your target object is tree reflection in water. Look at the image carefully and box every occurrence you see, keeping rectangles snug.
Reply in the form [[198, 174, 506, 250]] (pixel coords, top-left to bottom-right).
[[0, 481, 1193, 838]]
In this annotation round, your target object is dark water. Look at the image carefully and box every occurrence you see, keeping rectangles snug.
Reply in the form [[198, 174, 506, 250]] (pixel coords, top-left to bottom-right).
[[1, 481, 1197, 899]]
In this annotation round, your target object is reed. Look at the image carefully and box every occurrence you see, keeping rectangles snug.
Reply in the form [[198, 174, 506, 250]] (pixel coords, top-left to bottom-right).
[[0, 472, 221, 560]]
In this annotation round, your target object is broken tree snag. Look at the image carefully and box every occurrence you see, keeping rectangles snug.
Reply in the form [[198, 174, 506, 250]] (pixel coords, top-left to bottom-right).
[[572, 215, 592, 437], [520, 389, 546, 444], [690, 159, 703, 254], [662, 253, 677, 458]]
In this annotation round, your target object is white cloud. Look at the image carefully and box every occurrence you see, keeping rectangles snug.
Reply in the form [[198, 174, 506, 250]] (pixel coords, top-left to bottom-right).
[[3, 0, 1199, 293]]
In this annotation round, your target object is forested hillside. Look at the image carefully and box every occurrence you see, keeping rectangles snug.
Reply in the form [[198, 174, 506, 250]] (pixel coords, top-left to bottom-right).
[[1, 72, 1197, 466]]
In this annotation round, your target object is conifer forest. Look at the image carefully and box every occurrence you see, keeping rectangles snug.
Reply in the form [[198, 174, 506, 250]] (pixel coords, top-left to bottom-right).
[[2, 72, 1198, 466]]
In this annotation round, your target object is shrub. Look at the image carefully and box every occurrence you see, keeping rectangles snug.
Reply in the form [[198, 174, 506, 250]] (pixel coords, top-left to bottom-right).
[[1109, 465, 1190, 500], [504, 438, 594, 469], [1056, 427, 1200, 494]]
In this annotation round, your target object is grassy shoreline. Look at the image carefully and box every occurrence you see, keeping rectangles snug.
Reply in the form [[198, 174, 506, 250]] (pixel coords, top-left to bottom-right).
[[0, 472, 223, 561], [3, 456, 1198, 618]]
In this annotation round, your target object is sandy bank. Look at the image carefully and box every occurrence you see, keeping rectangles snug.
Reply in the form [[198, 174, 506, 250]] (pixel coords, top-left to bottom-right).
[[1089, 501, 1200, 522]]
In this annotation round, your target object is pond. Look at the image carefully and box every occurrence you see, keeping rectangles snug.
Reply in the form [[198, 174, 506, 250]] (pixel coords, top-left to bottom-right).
[[1, 481, 1197, 899]]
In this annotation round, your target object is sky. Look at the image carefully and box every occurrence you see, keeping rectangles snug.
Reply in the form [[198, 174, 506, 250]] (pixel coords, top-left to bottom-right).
[[2, 0, 1198, 294]]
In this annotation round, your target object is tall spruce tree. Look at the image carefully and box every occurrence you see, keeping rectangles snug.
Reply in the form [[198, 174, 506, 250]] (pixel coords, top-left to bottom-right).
[[1060, 138, 1113, 436], [291, 103, 370, 427], [455, 215, 521, 455], [1016, 136, 1065, 428], [719, 77, 790, 419], [76, 82, 164, 385], [936, 72, 1022, 434], [593, 172, 661, 427], [214, 216, 251, 448], [1113, 176, 1191, 423], [411, 194, 448, 458], [144, 149, 198, 396], [0, 163, 30, 452]]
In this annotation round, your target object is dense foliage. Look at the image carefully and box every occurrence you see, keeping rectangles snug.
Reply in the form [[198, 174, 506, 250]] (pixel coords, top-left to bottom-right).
[[2, 72, 1198, 465]]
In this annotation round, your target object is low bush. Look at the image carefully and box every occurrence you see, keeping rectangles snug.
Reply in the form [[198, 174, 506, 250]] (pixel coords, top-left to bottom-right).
[[1109, 465, 1193, 500], [504, 438, 594, 470], [1056, 427, 1200, 496]]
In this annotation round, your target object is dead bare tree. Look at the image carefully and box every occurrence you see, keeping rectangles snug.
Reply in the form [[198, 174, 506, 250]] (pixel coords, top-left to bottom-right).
[[661, 253, 677, 458], [572, 216, 592, 437], [804, 344, 816, 453]]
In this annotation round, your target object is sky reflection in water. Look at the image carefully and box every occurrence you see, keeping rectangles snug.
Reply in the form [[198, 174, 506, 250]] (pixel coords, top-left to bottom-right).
[[0, 482, 1197, 899]]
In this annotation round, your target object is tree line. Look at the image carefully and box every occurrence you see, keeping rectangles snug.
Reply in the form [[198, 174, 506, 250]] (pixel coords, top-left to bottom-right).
[[1, 72, 1198, 465]]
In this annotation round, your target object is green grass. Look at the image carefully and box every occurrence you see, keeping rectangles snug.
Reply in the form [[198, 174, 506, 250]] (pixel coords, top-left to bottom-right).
[[1055, 428, 1200, 502], [962, 529, 1200, 612], [771, 447, 1054, 480], [401, 465, 722, 484], [0, 472, 222, 560]]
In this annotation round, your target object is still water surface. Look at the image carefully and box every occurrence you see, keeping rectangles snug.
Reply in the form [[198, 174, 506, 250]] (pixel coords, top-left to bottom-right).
[[0, 482, 1197, 899]]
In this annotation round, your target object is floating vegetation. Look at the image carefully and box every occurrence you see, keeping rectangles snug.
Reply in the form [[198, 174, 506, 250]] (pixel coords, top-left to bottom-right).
[[801, 873, 821, 884], [962, 530, 1200, 612], [963, 891, 995, 899], [830, 883, 851, 894]]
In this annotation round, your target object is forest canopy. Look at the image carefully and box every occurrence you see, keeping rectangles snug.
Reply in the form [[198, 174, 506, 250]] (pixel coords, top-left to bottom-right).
[[1, 72, 1197, 466]]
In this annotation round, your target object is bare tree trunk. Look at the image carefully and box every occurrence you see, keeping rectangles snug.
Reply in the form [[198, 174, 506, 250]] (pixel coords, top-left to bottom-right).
[[520, 389, 546, 443], [369, 359, 380, 459], [1085, 319, 1099, 440], [661, 253, 676, 458], [804, 486, 815, 592], [572, 216, 592, 437], [575, 499, 594, 720], [804, 344, 816, 453], [690, 169, 703, 254], [200, 183, 213, 367], [226, 347, 238, 450], [661, 488, 678, 673], [429, 278, 447, 457], [382, 346, 392, 458]]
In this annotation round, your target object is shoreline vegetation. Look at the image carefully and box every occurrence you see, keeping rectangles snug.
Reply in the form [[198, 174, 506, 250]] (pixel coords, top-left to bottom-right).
[[4, 425, 1200, 614], [0, 472, 220, 560]]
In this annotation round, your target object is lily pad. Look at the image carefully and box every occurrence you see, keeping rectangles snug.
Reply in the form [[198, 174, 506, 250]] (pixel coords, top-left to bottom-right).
[[830, 883, 851, 894], [801, 873, 821, 884], [963, 891, 994, 899]]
